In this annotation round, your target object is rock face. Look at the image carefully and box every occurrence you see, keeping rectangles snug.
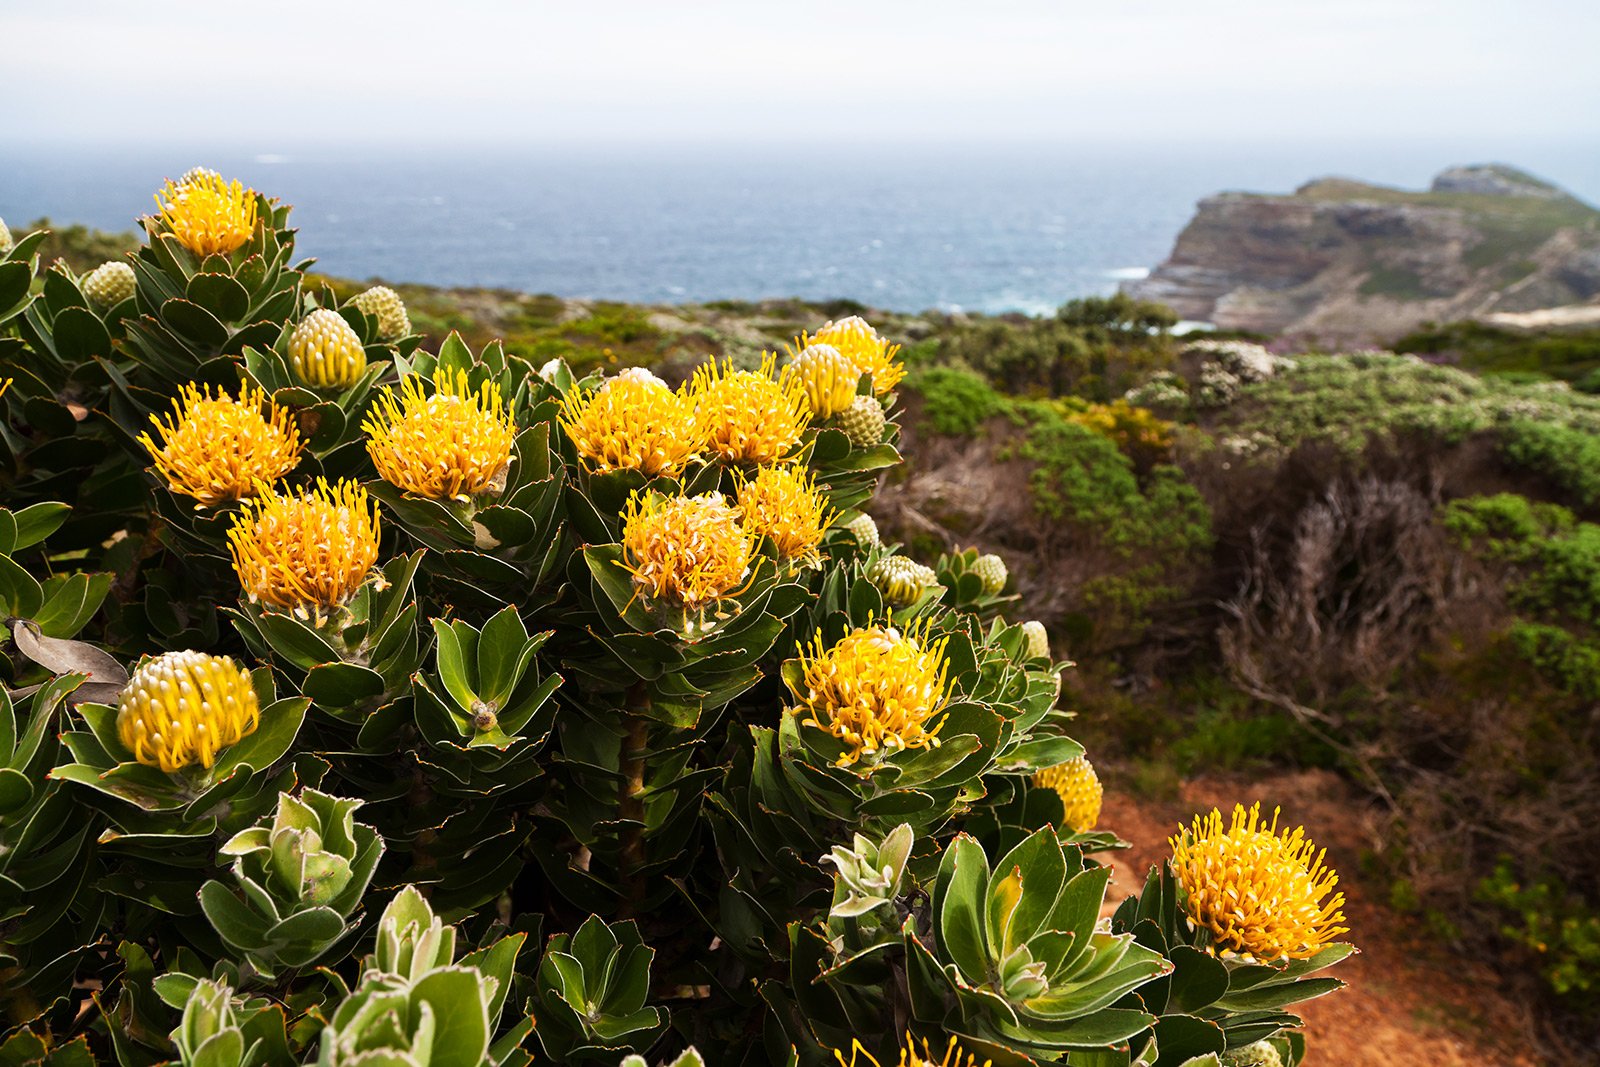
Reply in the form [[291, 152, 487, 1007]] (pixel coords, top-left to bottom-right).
[[1125, 164, 1600, 343]]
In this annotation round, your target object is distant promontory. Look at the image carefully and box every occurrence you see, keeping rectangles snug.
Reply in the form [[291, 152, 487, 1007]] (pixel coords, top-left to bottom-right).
[[1125, 163, 1600, 342]]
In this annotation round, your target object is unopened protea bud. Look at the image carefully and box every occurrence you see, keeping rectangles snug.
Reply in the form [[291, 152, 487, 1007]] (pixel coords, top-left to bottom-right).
[[116, 651, 260, 774], [1021, 620, 1050, 661], [1223, 1041, 1284, 1067], [867, 555, 938, 608], [837, 394, 886, 448], [0, 218, 11, 255], [83, 260, 137, 310], [972, 553, 1008, 595], [349, 285, 411, 341], [1034, 756, 1103, 833], [289, 309, 367, 388], [787, 343, 859, 419], [845, 513, 880, 549]]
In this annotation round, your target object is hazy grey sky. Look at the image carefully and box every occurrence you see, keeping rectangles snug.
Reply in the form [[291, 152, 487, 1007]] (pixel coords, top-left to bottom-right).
[[5, 0, 1597, 144]]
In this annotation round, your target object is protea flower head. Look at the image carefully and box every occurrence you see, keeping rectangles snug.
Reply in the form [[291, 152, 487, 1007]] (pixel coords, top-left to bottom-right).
[[560, 366, 702, 477], [363, 367, 515, 501], [837, 394, 887, 449], [620, 490, 754, 615], [691, 353, 810, 465], [736, 465, 832, 562], [835, 1032, 991, 1067], [152, 172, 258, 257], [83, 260, 136, 309], [227, 478, 381, 622], [116, 651, 259, 773], [867, 555, 938, 608], [350, 285, 412, 341], [845, 513, 880, 549], [1170, 802, 1349, 961], [138, 383, 304, 507], [1034, 756, 1103, 832], [807, 316, 905, 396], [1223, 1042, 1284, 1067], [790, 621, 950, 770], [972, 553, 1008, 595], [289, 309, 368, 389], [1020, 619, 1049, 660], [786, 343, 860, 419]]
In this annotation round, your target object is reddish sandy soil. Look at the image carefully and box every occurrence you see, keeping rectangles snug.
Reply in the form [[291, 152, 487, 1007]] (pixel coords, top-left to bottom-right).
[[1099, 768, 1543, 1067]]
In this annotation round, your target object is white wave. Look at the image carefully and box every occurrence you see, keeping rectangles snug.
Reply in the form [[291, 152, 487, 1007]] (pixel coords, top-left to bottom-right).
[[1103, 266, 1150, 280]]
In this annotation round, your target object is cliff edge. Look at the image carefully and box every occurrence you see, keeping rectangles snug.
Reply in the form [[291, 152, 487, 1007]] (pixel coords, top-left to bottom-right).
[[1125, 164, 1600, 342]]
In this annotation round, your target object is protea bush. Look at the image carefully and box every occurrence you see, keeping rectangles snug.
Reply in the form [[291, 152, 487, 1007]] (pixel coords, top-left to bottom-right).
[[0, 175, 1354, 1066]]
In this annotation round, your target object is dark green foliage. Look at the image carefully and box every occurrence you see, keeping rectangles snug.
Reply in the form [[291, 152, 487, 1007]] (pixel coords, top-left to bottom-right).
[[1394, 320, 1600, 382], [1500, 419, 1600, 511], [906, 366, 1004, 436], [1478, 859, 1600, 1003], [930, 295, 1177, 400]]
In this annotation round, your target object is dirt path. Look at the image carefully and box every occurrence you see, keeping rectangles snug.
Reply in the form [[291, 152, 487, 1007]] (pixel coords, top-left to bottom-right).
[[1099, 767, 1542, 1067]]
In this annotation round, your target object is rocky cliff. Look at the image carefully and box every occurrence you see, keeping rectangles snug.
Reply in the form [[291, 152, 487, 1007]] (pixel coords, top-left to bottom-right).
[[1126, 164, 1600, 342]]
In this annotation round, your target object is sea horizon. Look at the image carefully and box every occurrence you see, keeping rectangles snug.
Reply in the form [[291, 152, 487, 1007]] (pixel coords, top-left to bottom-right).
[[6, 136, 1598, 316]]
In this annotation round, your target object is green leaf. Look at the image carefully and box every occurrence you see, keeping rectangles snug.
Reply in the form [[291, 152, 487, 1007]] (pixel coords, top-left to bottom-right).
[[432, 618, 480, 710], [208, 697, 309, 780], [936, 834, 992, 980], [50, 306, 113, 362], [476, 605, 530, 706], [187, 273, 251, 322], [199, 881, 272, 946], [10, 502, 70, 550], [303, 662, 387, 708], [411, 966, 492, 1067]]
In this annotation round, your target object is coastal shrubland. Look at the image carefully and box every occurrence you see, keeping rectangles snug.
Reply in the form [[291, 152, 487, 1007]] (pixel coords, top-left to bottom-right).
[[0, 188, 1358, 1067]]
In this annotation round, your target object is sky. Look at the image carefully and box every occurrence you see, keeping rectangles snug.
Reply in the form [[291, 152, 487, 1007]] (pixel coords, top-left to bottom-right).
[[4, 0, 1598, 146]]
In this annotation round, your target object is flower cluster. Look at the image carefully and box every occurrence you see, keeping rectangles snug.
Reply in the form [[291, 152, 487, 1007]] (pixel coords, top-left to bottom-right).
[[364, 367, 516, 500], [116, 651, 259, 773], [152, 172, 258, 256], [808, 315, 905, 396], [1033, 756, 1103, 832], [791, 622, 950, 770], [737, 465, 832, 562], [139, 383, 304, 507], [561, 367, 701, 476], [227, 479, 381, 621], [692, 354, 810, 465], [620, 491, 754, 615], [1170, 802, 1349, 960]]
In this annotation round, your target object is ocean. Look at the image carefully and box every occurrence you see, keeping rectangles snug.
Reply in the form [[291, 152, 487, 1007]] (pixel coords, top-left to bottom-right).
[[5, 139, 1598, 316]]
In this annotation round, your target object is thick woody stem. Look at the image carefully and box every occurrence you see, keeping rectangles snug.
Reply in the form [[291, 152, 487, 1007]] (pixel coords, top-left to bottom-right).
[[617, 683, 651, 916]]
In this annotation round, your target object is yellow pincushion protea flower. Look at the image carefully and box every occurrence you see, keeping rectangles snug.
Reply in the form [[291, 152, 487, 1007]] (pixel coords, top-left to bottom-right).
[[138, 383, 304, 507], [116, 651, 259, 773], [560, 367, 702, 477], [1170, 802, 1349, 961], [364, 368, 516, 501], [620, 491, 754, 614], [835, 1032, 992, 1067], [737, 465, 833, 562], [808, 315, 905, 396], [691, 353, 811, 465], [227, 479, 381, 621], [1034, 756, 1103, 832], [152, 172, 258, 257], [791, 621, 950, 770], [289, 309, 368, 389], [786, 343, 860, 419]]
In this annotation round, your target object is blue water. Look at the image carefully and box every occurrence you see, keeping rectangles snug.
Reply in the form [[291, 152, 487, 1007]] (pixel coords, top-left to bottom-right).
[[5, 139, 1598, 315]]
